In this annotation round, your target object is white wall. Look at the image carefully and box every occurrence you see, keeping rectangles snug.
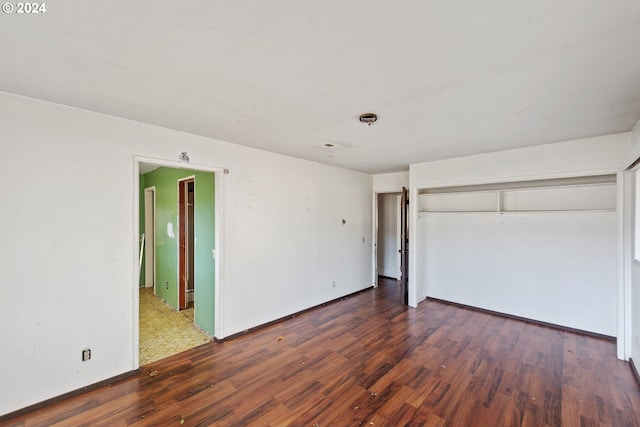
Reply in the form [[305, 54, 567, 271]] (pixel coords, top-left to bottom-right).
[[409, 134, 629, 336], [626, 119, 640, 164], [377, 193, 400, 279], [627, 121, 640, 363], [373, 171, 409, 192], [420, 211, 617, 335], [0, 92, 372, 416], [410, 134, 629, 188]]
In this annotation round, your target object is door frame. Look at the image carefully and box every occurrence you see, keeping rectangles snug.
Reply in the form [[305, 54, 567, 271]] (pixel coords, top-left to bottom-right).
[[133, 156, 225, 369], [400, 187, 409, 305], [372, 189, 408, 289], [373, 192, 403, 282]]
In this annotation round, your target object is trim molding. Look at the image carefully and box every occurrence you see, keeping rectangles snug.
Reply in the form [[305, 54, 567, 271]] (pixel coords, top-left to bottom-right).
[[0, 369, 140, 423]]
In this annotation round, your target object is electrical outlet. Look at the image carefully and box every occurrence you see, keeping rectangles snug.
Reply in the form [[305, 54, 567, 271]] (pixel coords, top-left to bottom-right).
[[82, 348, 91, 361], [332, 280, 336, 288]]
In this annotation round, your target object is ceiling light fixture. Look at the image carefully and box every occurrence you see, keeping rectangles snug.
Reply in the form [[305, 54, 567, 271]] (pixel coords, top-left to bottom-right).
[[322, 142, 344, 150], [359, 113, 377, 126]]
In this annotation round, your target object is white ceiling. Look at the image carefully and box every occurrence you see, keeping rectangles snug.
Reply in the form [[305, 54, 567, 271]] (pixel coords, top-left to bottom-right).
[[2, 1, 639, 173]]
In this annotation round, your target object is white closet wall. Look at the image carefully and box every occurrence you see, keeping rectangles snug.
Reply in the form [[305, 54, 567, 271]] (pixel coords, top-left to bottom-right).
[[416, 177, 617, 336]]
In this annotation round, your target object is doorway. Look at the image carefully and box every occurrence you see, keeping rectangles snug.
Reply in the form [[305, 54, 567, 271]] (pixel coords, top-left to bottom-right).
[[376, 192, 402, 280], [136, 160, 220, 367], [375, 189, 408, 305], [400, 187, 409, 305]]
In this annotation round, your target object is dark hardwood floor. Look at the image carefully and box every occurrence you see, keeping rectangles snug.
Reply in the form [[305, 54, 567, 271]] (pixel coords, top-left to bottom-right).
[[3, 277, 640, 426]]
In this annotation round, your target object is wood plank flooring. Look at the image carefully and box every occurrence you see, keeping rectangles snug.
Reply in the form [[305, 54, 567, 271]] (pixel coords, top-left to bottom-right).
[[3, 277, 640, 426]]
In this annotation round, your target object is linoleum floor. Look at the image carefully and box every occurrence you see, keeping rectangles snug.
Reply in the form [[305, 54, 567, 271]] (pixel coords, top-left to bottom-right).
[[138, 288, 210, 366]]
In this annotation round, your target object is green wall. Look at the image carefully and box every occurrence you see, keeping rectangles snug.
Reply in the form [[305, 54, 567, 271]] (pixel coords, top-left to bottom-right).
[[139, 167, 216, 336], [193, 171, 215, 336]]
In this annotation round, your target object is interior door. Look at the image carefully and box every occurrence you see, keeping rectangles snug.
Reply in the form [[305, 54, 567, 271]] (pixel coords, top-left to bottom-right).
[[178, 178, 195, 310], [396, 194, 402, 280], [187, 181, 195, 304], [400, 187, 409, 305]]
